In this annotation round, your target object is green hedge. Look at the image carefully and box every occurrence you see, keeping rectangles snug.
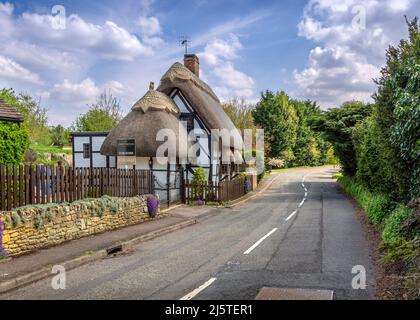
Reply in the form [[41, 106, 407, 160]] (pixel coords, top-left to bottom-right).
[[337, 175, 414, 244], [0, 121, 29, 164]]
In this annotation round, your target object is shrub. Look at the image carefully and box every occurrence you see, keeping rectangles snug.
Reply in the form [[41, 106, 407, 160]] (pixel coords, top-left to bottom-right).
[[191, 168, 206, 184], [0, 121, 30, 165], [267, 158, 285, 169], [337, 175, 395, 228], [366, 194, 393, 228], [383, 206, 414, 244]]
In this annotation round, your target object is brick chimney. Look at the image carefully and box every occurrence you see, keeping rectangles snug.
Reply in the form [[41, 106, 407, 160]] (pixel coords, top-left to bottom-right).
[[184, 54, 200, 77]]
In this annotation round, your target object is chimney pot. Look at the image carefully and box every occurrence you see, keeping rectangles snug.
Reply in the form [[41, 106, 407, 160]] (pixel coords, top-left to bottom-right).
[[184, 54, 200, 77], [149, 82, 155, 90]]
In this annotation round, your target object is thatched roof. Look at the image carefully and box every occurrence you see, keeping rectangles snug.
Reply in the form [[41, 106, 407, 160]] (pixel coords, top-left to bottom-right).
[[100, 90, 185, 158], [157, 63, 237, 131], [0, 99, 23, 122]]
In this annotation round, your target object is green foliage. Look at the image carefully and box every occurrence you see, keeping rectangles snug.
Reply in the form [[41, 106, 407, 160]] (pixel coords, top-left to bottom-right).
[[337, 175, 394, 228], [49, 125, 70, 148], [383, 205, 414, 244], [73, 89, 122, 132], [252, 91, 298, 160], [252, 91, 334, 168], [354, 17, 420, 201], [313, 101, 372, 175], [337, 174, 418, 260], [0, 89, 49, 145], [0, 121, 30, 164], [192, 168, 207, 184], [381, 237, 420, 267], [325, 147, 339, 165]]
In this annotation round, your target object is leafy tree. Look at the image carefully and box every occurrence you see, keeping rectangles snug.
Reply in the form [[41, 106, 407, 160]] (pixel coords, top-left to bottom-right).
[[73, 89, 122, 132], [49, 125, 70, 148], [252, 91, 298, 160], [222, 98, 256, 132], [313, 101, 372, 175], [0, 89, 49, 144], [355, 17, 420, 200]]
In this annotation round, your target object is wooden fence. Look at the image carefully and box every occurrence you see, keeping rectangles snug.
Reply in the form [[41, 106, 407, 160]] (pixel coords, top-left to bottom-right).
[[184, 175, 256, 204], [184, 181, 219, 204], [0, 164, 152, 211]]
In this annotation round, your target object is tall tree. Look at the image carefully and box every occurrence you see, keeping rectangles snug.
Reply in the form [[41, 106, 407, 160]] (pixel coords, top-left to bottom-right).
[[312, 101, 372, 175], [354, 17, 420, 200], [73, 89, 123, 132], [252, 91, 298, 160]]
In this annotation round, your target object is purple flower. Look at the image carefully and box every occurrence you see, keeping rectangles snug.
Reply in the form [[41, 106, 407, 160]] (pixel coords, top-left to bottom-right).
[[147, 196, 159, 218], [196, 199, 205, 206], [0, 216, 7, 258]]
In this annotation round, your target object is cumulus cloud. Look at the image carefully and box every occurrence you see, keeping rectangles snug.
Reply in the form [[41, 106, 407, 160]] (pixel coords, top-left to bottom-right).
[[199, 34, 254, 99], [49, 78, 131, 108], [0, 55, 42, 84], [19, 13, 155, 60], [137, 16, 161, 36], [293, 0, 419, 107], [50, 78, 101, 105]]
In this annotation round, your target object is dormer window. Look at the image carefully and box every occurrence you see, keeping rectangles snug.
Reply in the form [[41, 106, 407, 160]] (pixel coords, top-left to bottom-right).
[[180, 114, 194, 133]]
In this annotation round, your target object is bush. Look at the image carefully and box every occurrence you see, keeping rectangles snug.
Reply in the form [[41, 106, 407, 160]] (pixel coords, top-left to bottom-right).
[[366, 194, 394, 228], [267, 158, 285, 169], [0, 121, 30, 164], [383, 205, 414, 244], [337, 175, 395, 228]]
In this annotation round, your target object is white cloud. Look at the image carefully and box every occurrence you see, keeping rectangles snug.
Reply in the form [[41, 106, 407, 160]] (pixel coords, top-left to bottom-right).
[[293, 0, 419, 107], [137, 16, 161, 36], [19, 13, 155, 60], [50, 78, 100, 105], [201, 35, 242, 65], [199, 34, 254, 98], [0, 2, 14, 35], [0, 55, 42, 84], [2, 41, 81, 75]]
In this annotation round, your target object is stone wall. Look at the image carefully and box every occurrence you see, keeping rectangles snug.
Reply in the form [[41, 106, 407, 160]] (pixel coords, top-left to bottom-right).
[[0, 195, 161, 257]]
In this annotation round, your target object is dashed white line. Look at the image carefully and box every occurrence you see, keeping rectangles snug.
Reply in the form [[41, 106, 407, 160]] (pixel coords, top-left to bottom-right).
[[284, 174, 310, 222], [244, 228, 278, 255], [298, 199, 305, 208], [180, 277, 217, 300], [285, 210, 297, 221]]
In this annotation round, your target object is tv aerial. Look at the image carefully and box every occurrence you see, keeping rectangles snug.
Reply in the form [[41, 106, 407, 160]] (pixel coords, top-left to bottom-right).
[[179, 36, 191, 54]]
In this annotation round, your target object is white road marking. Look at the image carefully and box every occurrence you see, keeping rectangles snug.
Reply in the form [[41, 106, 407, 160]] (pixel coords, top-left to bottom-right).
[[180, 277, 217, 300], [244, 228, 278, 255], [285, 210, 297, 221], [284, 174, 310, 222], [298, 199, 305, 208]]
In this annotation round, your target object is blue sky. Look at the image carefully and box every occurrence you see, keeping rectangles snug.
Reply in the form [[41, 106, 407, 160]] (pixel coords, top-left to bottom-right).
[[0, 0, 418, 126]]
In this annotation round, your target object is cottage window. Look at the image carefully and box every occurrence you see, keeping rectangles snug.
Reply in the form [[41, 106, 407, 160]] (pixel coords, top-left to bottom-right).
[[83, 143, 91, 159], [180, 115, 194, 133]]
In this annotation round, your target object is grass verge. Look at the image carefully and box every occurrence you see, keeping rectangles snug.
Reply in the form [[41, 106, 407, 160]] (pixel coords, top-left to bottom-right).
[[335, 174, 419, 299]]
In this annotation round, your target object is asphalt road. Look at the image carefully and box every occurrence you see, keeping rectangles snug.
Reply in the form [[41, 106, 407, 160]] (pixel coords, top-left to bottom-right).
[[1, 166, 376, 300]]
